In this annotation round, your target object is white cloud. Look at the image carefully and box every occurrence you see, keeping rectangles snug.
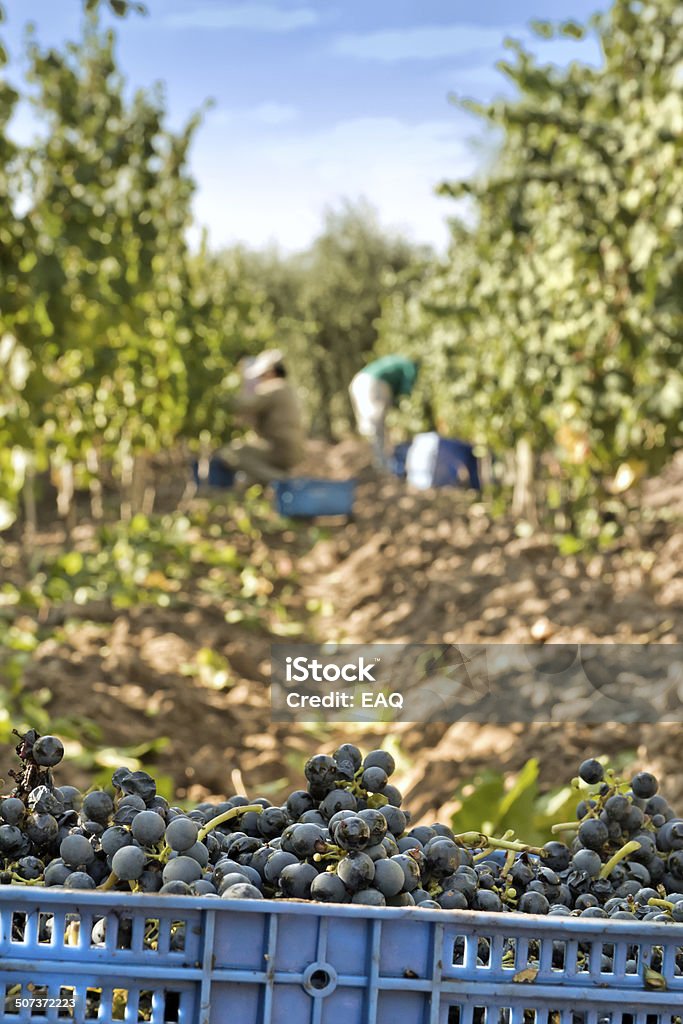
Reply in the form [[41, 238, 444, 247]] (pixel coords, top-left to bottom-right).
[[211, 102, 300, 126], [189, 115, 481, 253], [333, 22, 604, 70], [164, 4, 319, 32], [334, 24, 519, 62]]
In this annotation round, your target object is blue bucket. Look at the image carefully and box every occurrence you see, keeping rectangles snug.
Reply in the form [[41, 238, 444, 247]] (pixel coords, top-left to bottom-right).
[[390, 442, 411, 478], [192, 458, 235, 488], [406, 433, 480, 490], [274, 478, 355, 517]]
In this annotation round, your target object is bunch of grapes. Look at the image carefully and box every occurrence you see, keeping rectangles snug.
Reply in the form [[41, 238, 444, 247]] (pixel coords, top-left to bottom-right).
[[2, 731, 683, 934]]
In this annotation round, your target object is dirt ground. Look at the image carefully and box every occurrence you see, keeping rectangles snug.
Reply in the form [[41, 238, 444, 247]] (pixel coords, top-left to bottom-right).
[[4, 442, 683, 818]]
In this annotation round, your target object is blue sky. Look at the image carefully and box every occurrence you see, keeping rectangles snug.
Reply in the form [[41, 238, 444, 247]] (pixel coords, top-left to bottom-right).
[[4, 0, 609, 253]]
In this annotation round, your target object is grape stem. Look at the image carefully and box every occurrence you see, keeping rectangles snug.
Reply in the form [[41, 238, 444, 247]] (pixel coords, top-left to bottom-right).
[[197, 804, 263, 843], [99, 870, 118, 891], [454, 831, 542, 854], [550, 822, 581, 834], [599, 840, 642, 879], [648, 898, 674, 911]]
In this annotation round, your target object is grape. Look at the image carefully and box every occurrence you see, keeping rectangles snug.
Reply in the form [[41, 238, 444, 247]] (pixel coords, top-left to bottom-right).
[[303, 755, 337, 792], [184, 841, 210, 867], [278, 862, 318, 899], [473, 890, 502, 912], [82, 791, 114, 823], [160, 880, 191, 895], [60, 834, 95, 867], [310, 872, 350, 903], [518, 891, 550, 914], [31, 735, 65, 768], [379, 806, 406, 836], [190, 880, 217, 896], [218, 872, 252, 892], [138, 867, 163, 892], [131, 810, 166, 846], [286, 790, 316, 819], [57, 786, 82, 811], [333, 744, 362, 771], [381, 784, 403, 807], [65, 871, 96, 890], [578, 818, 609, 851], [631, 771, 658, 799], [357, 809, 387, 845], [604, 794, 630, 821], [319, 789, 357, 819], [25, 813, 59, 846], [28, 786, 63, 815], [438, 889, 468, 910], [288, 823, 326, 858], [397, 836, 422, 853], [0, 798, 25, 825], [101, 826, 134, 857], [165, 817, 199, 852], [3, 732, 683, 928], [361, 767, 388, 792], [334, 816, 370, 851], [337, 851, 375, 892], [256, 807, 288, 840], [363, 750, 395, 776], [298, 809, 327, 827], [221, 883, 264, 900], [162, 856, 203, 885], [118, 771, 156, 805], [16, 855, 44, 880], [263, 850, 298, 883], [112, 845, 147, 881], [388, 892, 415, 907], [44, 859, 72, 886], [229, 836, 262, 862], [578, 759, 604, 784], [391, 853, 420, 892], [424, 839, 461, 878], [352, 889, 386, 906], [373, 857, 407, 897]]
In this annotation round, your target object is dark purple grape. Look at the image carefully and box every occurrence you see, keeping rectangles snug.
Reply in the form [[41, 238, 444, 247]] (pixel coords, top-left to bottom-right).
[[279, 862, 318, 898], [578, 759, 604, 785], [337, 851, 375, 892], [31, 735, 65, 768], [578, 818, 609, 851]]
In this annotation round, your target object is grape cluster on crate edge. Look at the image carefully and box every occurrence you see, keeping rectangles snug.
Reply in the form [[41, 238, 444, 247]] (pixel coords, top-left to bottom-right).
[[2, 731, 683, 937]]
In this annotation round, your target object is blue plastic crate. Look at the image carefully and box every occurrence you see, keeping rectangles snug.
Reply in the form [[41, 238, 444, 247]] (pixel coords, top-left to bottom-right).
[[191, 458, 235, 489], [274, 478, 355, 518], [2, 887, 683, 1024], [405, 433, 481, 490], [389, 442, 411, 479]]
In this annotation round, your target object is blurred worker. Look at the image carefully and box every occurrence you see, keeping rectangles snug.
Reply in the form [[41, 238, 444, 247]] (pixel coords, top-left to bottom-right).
[[349, 354, 420, 468], [217, 349, 305, 485]]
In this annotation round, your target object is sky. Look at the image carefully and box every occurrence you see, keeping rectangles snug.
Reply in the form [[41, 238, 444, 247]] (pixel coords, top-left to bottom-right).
[[3, 0, 610, 254]]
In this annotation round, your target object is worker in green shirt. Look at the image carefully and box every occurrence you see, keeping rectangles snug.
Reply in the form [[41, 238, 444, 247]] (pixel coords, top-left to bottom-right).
[[349, 355, 420, 468]]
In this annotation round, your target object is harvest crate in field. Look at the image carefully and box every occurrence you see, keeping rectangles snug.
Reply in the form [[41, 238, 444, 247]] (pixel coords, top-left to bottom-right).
[[3, 888, 683, 1024]]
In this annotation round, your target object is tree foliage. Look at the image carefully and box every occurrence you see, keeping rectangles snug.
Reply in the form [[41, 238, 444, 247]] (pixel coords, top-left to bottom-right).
[[387, 0, 683, 530]]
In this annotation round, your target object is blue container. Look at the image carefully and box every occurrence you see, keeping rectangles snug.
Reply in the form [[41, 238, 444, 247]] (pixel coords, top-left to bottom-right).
[[274, 478, 355, 518], [192, 458, 235, 489], [2, 887, 682, 1023], [389, 442, 411, 479], [406, 433, 481, 490]]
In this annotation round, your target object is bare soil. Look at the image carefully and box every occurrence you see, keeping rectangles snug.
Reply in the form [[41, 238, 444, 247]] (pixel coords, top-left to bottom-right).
[[3, 442, 682, 817]]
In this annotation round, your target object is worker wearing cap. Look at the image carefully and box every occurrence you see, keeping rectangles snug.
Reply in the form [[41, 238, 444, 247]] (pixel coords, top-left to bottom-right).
[[217, 349, 305, 485], [349, 355, 420, 468]]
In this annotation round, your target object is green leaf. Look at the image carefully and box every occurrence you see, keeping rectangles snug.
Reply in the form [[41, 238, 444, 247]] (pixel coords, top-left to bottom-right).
[[59, 551, 84, 576]]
